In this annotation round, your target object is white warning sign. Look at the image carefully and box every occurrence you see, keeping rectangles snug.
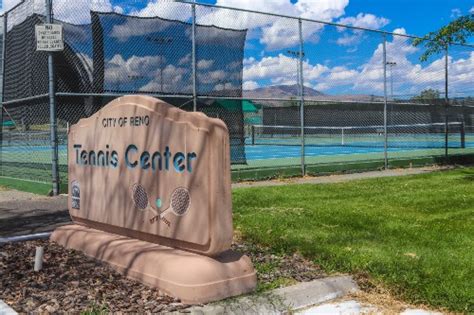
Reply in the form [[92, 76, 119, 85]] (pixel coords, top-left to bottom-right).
[[35, 24, 64, 51]]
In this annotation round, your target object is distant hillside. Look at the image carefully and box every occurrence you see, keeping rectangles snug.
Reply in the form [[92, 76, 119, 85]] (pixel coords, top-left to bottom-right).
[[243, 84, 384, 104], [244, 84, 324, 99]]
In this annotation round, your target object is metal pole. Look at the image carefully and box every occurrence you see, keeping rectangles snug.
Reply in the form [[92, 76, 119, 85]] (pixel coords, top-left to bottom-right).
[[390, 64, 393, 100], [382, 34, 388, 169], [46, 0, 59, 195], [444, 43, 449, 160], [0, 14, 7, 176], [160, 50, 163, 93], [191, 3, 197, 112], [298, 18, 305, 176]]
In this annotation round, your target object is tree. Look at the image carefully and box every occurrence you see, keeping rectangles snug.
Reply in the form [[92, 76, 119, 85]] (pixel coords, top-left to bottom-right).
[[411, 89, 441, 102], [413, 14, 474, 61]]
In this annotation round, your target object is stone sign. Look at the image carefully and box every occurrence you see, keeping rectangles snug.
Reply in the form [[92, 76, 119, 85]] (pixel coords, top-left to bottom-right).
[[51, 96, 256, 303]]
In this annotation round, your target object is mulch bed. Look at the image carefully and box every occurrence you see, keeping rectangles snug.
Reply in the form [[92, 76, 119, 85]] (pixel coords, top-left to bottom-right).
[[0, 240, 324, 313]]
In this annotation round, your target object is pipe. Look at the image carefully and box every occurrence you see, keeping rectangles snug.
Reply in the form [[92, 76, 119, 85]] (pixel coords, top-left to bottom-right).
[[0, 232, 52, 244]]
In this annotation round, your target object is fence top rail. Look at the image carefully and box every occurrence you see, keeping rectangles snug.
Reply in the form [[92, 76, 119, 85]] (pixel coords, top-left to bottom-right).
[[253, 122, 463, 131], [177, 0, 474, 48], [0, 0, 472, 48]]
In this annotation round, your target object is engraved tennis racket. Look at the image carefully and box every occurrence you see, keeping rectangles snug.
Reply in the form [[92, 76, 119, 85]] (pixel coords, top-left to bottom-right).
[[149, 187, 191, 224], [131, 184, 191, 224], [131, 183, 159, 215]]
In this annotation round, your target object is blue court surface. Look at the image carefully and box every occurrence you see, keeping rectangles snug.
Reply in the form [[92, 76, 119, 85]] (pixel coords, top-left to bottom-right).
[[1, 137, 472, 163], [244, 142, 472, 161]]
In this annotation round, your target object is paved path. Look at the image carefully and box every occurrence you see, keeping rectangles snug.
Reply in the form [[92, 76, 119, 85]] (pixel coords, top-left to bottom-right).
[[233, 165, 453, 188], [0, 192, 69, 237]]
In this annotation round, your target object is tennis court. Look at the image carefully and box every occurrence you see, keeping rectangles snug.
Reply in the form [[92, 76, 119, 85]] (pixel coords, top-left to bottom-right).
[[242, 122, 472, 159], [0, 121, 473, 183]]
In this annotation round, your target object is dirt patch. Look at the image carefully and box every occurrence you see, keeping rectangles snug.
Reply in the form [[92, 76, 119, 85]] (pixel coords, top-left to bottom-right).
[[0, 239, 324, 313], [350, 272, 445, 314]]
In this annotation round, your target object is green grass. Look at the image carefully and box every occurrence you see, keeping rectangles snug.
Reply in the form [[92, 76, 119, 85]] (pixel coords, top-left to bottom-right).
[[0, 176, 67, 195], [233, 167, 474, 312]]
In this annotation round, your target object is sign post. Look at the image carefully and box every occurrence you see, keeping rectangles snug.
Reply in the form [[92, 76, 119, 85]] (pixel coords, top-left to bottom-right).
[[51, 95, 256, 304]]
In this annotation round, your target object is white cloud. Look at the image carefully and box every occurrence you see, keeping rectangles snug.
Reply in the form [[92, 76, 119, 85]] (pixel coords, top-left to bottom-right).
[[197, 0, 349, 50], [313, 82, 330, 91], [243, 80, 260, 90], [56, 0, 119, 24], [3, 0, 122, 25], [213, 82, 238, 91], [470, 7, 474, 14], [198, 69, 228, 84], [326, 66, 358, 81], [337, 13, 390, 30], [2, 0, 21, 13], [450, 8, 462, 19], [129, 0, 191, 20], [336, 13, 390, 47], [109, 18, 172, 42], [178, 54, 191, 66], [139, 64, 191, 93], [336, 33, 361, 46], [104, 54, 165, 84], [243, 25, 474, 98], [197, 59, 214, 70], [243, 53, 328, 85]]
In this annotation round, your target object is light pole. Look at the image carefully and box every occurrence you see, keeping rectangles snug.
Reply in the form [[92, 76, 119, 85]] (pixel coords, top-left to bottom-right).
[[386, 61, 396, 126], [146, 36, 173, 93], [288, 50, 305, 90], [386, 61, 396, 100]]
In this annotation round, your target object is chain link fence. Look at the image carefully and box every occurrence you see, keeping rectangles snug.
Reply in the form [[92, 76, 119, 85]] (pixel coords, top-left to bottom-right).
[[0, 0, 473, 192]]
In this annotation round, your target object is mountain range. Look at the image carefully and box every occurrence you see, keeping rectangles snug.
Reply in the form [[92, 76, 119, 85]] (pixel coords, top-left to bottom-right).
[[243, 84, 384, 103]]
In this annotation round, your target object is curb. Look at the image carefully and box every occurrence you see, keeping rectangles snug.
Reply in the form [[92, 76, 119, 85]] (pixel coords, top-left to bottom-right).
[[184, 275, 358, 314], [0, 300, 17, 315]]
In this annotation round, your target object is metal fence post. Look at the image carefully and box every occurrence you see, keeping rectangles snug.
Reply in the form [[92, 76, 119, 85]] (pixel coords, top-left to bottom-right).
[[191, 2, 197, 112], [46, 0, 59, 195], [444, 43, 449, 160], [382, 34, 388, 169], [298, 18, 305, 176], [0, 13, 7, 176]]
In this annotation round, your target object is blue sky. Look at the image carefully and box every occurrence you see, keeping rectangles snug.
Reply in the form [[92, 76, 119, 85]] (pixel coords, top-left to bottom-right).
[[198, 0, 473, 39], [2, 0, 473, 98]]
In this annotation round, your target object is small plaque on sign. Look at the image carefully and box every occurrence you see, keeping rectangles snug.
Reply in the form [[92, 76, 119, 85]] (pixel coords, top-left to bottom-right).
[[35, 24, 64, 51]]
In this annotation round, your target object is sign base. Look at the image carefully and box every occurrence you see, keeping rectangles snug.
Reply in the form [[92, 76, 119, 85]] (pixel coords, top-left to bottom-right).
[[50, 225, 257, 304]]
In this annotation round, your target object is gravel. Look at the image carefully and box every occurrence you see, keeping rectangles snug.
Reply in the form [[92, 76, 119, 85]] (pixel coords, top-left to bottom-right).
[[0, 239, 324, 313]]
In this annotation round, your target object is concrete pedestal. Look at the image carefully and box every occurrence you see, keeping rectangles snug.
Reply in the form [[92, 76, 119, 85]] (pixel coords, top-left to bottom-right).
[[51, 225, 257, 304]]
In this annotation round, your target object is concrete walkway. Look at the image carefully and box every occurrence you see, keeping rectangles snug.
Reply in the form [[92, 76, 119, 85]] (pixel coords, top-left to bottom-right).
[[0, 192, 69, 237], [0, 300, 17, 315], [185, 275, 358, 314], [233, 165, 452, 188], [184, 275, 442, 314], [297, 300, 442, 315]]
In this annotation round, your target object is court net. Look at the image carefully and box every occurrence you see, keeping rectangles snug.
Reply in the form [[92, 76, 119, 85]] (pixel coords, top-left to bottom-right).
[[249, 122, 468, 149], [1, 130, 68, 148]]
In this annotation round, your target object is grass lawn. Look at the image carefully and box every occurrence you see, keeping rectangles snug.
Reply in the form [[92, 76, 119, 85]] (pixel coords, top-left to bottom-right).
[[233, 167, 474, 312]]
